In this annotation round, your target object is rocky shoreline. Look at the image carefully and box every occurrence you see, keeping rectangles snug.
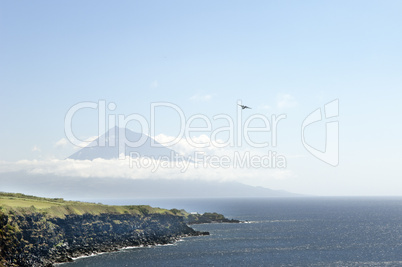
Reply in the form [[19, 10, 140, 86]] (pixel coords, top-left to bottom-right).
[[55, 233, 203, 265], [0, 212, 209, 267], [0, 193, 242, 266]]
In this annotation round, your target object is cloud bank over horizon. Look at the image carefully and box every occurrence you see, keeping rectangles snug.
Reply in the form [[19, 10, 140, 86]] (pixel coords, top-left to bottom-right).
[[0, 156, 293, 189]]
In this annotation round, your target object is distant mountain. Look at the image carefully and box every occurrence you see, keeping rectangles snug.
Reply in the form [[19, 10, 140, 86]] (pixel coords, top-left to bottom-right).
[[0, 173, 300, 199], [40, 127, 301, 198], [68, 126, 180, 160]]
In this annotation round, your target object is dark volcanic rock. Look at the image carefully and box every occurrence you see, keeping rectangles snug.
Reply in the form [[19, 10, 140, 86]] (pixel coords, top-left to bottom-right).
[[0, 211, 208, 267], [185, 212, 241, 224]]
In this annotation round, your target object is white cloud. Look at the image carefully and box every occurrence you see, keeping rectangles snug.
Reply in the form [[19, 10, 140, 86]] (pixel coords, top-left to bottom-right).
[[0, 153, 294, 188], [150, 80, 159, 88], [54, 136, 99, 151], [32, 145, 41, 152], [5, 133, 294, 188], [276, 94, 297, 108], [154, 134, 227, 156], [80, 136, 98, 146], [71, 136, 99, 150], [190, 94, 213, 102], [55, 138, 68, 148]]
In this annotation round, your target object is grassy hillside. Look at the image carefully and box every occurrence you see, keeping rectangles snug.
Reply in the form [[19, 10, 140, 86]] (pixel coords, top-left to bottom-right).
[[0, 192, 236, 266], [0, 192, 174, 219], [0, 192, 206, 266]]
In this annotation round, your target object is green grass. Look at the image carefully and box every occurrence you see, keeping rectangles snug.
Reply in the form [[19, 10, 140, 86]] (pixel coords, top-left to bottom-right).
[[0, 192, 175, 219], [0, 197, 60, 209]]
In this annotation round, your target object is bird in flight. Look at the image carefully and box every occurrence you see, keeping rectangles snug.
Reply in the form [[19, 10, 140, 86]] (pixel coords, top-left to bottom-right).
[[238, 104, 251, 109]]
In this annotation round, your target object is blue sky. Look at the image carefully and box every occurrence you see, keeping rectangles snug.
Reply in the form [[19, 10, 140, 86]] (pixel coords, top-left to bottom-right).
[[1, 1, 402, 195]]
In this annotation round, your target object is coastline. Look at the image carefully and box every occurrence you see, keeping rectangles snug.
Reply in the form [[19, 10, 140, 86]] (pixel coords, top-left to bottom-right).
[[55, 232, 206, 265], [0, 193, 219, 267], [57, 236, 189, 265]]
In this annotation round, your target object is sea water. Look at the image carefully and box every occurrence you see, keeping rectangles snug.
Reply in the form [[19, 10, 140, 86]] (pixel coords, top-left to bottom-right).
[[59, 197, 402, 266]]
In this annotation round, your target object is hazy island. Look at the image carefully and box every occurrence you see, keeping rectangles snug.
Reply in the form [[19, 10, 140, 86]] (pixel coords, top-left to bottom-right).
[[0, 192, 239, 266]]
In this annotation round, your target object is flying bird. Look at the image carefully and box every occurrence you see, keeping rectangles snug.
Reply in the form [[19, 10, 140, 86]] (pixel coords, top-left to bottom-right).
[[238, 104, 251, 109]]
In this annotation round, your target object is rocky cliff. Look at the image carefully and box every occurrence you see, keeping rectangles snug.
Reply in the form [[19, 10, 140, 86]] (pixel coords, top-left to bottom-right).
[[0, 211, 208, 266], [0, 193, 213, 267]]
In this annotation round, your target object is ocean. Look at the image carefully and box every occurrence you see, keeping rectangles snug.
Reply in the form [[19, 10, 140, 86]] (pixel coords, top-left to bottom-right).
[[59, 197, 402, 266]]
